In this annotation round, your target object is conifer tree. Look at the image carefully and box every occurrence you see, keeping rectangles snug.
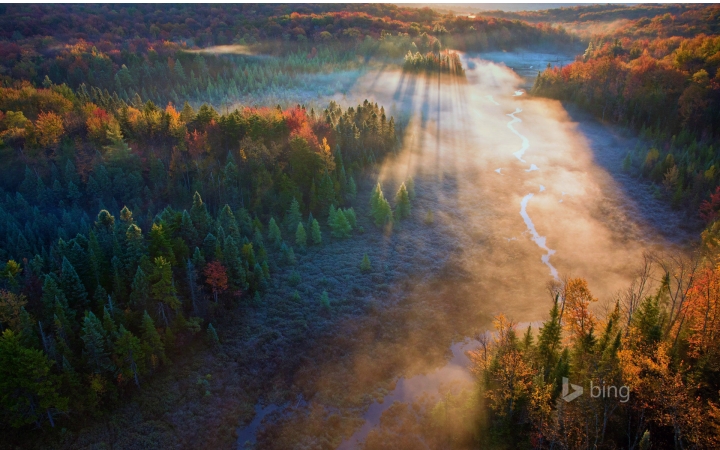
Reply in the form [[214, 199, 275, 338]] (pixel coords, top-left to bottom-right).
[[179, 210, 198, 246], [81, 312, 114, 374], [202, 233, 217, 259], [190, 192, 212, 238], [406, 177, 416, 199], [295, 222, 307, 248], [149, 223, 175, 265], [370, 183, 393, 226], [114, 326, 144, 387], [268, 217, 282, 248], [129, 267, 150, 310], [0, 330, 68, 428], [285, 198, 302, 233], [140, 311, 166, 368], [330, 209, 352, 238], [124, 223, 145, 275], [150, 257, 179, 326], [395, 182, 411, 219], [310, 218, 322, 245], [60, 257, 88, 311], [360, 253, 372, 273], [206, 323, 220, 348], [344, 208, 357, 228]]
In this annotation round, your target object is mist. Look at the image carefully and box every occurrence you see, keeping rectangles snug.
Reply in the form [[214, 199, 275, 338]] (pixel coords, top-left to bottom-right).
[[237, 52, 691, 448]]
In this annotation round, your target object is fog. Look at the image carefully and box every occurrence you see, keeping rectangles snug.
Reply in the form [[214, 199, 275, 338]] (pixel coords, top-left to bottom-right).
[[239, 53, 691, 449]]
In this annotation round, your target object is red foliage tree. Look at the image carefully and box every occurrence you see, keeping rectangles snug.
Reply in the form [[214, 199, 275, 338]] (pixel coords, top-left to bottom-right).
[[203, 261, 228, 303]]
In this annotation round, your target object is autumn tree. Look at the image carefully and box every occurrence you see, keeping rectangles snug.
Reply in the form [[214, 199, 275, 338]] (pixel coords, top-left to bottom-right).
[[204, 261, 228, 303]]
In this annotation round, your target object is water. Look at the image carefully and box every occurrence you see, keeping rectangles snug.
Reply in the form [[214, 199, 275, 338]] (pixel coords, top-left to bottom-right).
[[338, 339, 479, 449]]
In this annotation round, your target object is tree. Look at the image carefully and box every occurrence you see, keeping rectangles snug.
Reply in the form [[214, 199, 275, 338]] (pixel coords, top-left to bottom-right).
[[114, 326, 144, 387], [370, 182, 393, 226], [330, 208, 352, 238], [150, 257, 179, 326], [140, 311, 166, 368], [360, 253, 372, 273], [0, 330, 67, 428], [285, 198, 302, 233], [395, 182, 411, 219], [268, 217, 282, 248], [149, 223, 175, 265], [204, 261, 228, 303], [60, 257, 88, 311], [206, 323, 220, 348], [563, 278, 597, 345], [81, 311, 114, 374], [129, 267, 150, 310], [295, 222, 307, 248], [310, 218, 322, 245], [190, 192, 212, 237]]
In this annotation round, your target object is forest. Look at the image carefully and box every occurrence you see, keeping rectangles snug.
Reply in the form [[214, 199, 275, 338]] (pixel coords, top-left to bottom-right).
[[1, 3, 720, 450]]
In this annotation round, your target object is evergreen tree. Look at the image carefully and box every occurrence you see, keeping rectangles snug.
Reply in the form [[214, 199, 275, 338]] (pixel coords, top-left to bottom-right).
[[60, 257, 88, 311], [149, 223, 175, 265], [268, 217, 282, 248], [150, 257, 180, 326], [406, 177, 416, 199], [536, 296, 563, 381], [331, 209, 352, 238], [344, 208, 357, 228], [295, 222, 307, 248], [370, 183, 393, 226], [81, 312, 114, 374], [206, 323, 220, 348], [202, 233, 217, 259], [190, 192, 212, 238], [140, 311, 166, 367], [0, 330, 67, 428], [360, 253, 372, 273], [395, 182, 411, 219], [285, 198, 302, 233], [129, 267, 150, 310], [179, 210, 198, 246], [115, 326, 144, 387], [124, 223, 145, 275], [310, 218, 322, 245]]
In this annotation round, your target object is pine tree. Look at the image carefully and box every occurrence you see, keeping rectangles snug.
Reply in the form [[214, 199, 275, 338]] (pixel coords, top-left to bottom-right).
[[310, 218, 322, 245], [285, 198, 302, 233], [60, 257, 88, 311], [206, 323, 220, 348], [406, 177, 416, 199], [0, 330, 68, 428], [370, 183, 393, 226], [360, 253, 372, 273], [295, 222, 307, 248], [190, 192, 212, 238], [124, 223, 145, 275], [81, 312, 114, 374], [150, 257, 180, 326], [536, 295, 563, 381], [129, 267, 150, 310], [344, 208, 357, 228], [115, 326, 144, 387], [149, 223, 175, 265], [140, 311, 166, 368], [330, 209, 352, 238], [395, 183, 411, 219], [268, 217, 282, 248]]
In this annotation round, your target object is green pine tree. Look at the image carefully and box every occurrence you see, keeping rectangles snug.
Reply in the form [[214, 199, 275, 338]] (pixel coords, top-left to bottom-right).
[[268, 217, 282, 249], [395, 183, 411, 219], [330, 209, 352, 238], [114, 326, 145, 387], [295, 222, 307, 248], [360, 253, 372, 273], [129, 267, 150, 310], [0, 330, 68, 428], [310, 218, 322, 245], [60, 257, 88, 311], [285, 198, 302, 233], [140, 311, 166, 367], [81, 311, 114, 374], [206, 323, 220, 348]]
